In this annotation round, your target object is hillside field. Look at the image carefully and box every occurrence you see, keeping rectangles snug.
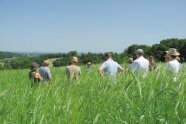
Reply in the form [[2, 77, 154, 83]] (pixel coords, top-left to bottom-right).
[[0, 64, 186, 124]]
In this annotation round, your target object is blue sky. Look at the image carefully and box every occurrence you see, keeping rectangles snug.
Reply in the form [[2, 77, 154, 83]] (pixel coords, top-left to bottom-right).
[[0, 0, 186, 53]]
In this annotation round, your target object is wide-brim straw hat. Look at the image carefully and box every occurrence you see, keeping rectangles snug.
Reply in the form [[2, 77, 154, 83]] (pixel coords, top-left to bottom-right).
[[165, 48, 180, 56], [71, 57, 78, 63], [30, 63, 39, 71], [43, 60, 50, 65]]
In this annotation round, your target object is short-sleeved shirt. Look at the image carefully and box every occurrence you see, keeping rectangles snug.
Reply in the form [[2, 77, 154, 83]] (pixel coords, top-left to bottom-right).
[[130, 56, 149, 78], [166, 59, 180, 82], [166, 60, 180, 73], [39, 66, 51, 81], [100, 59, 123, 77], [66, 65, 81, 80]]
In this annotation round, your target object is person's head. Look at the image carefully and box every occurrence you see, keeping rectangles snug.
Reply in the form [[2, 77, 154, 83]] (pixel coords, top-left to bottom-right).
[[128, 58, 133, 64], [104, 52, 112, 60], [30, 62, 39, 71], [43, 60, 50, 66], [71, 56, 78, 65], [135, 49, 144, 58], [87, 62, 92, 67], [149, 56, 155, 62], [164, 48, 180, 62]]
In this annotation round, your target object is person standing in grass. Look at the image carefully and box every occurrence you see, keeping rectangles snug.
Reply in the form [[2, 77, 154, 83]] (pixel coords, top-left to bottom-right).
[[149, 56, 157, 71], [86, 62, 92, 72], [29, 62, 43, 83], [98, 52, 124, 78], [130, 49, 149, 78], [66, 56, 81, 81], [39, 60, 52, 83], [164, 48, 180, 82], [128, 57, 133, 70]]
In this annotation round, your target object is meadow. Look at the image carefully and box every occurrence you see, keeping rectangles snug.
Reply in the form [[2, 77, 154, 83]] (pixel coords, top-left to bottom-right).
[[0, 64, 186, 124]]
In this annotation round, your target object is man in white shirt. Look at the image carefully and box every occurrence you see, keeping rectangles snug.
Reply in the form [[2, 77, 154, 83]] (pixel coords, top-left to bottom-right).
[[130, 49, 149, 78], [164, 48, 180, 82], [98, 52, 124, 78]]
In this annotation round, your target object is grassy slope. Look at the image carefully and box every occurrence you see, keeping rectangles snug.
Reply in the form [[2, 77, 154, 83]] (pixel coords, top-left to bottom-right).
[[0, 64, 186, 124]]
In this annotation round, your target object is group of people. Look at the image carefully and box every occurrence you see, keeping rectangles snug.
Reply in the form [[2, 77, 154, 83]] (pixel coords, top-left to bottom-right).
[[29, 48, 182, 83], [29, 60, 51, 83]]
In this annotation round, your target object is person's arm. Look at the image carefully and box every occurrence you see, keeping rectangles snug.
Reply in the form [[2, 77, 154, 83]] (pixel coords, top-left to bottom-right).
[[46, 68, 52, 83], [98, 62, 105, 74], [117, 64, 124, 73], [35, 73, 43, 81], [98, 62, 106, 78]]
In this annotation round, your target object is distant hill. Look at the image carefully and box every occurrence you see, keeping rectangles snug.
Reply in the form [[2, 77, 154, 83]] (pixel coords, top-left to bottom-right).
[[0, 51, 22, 59]]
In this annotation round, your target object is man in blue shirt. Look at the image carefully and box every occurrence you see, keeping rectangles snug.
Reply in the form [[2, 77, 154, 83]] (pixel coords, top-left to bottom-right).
[[40, 60, 52, 83], [98, 52, 123, 78]]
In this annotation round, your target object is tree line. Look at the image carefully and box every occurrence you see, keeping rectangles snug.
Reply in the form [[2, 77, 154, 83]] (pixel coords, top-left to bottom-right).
[[0, 38, 186, 70]]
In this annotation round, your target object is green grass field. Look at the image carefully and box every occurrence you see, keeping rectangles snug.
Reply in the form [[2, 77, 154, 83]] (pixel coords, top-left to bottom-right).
[[0, 64, 186, 124]]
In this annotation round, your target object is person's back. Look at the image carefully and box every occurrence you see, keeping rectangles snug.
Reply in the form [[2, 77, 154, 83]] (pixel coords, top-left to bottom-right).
[[101, 59, 121, 77], [167, 59, 180, 74], [131, 49, 149, 78], [29, 62, 43, 83], [99, 52, 123, 78], [66, 65, 81, 80], [40, 66, 51, 81], [133, 56, 149, 73], [29, 71, 42, 83], [164, 48, 180, 82], [86, 62, 92, 72], [66, 56, 81, 81]]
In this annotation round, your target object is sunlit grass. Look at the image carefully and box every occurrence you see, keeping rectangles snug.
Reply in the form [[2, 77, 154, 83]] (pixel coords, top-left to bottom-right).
[[0, 64, 186, 123]]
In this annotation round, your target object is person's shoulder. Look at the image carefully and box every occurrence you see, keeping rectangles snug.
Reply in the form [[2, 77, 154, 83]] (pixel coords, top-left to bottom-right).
[[133, 59, 139, 63], [145, 58, 149, 62], [75, 65, 81, 69], [112, 60, 119, 65], [35, 72, 41, 76], [173, 60, 179, 64], [66, 65, 71, 69], [76, 66, 81, 70], [169, 60, 177, 65], [101, 60, 107, 65], [39, 66, 44, 69], [166, 61, 172, 67]]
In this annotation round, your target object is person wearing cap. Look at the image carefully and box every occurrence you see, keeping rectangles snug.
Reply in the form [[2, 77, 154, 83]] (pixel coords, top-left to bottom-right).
[[130, 49, 149, 78], [164, 48, 180, 82], [86, 62, 92, 72], [39, 60, 52, 82], [66, 56, 81, 81], [98, 52, 124, 78], [29, 62, 43, 83]]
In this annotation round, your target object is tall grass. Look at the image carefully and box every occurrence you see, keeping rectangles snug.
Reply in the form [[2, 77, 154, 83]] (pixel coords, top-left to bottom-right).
[[0, 64, 186, 124]]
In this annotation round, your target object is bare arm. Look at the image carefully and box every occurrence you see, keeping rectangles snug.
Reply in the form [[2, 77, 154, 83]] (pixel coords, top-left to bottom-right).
[[117, 64, 124, 73], [35, 73, 43, 81]]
